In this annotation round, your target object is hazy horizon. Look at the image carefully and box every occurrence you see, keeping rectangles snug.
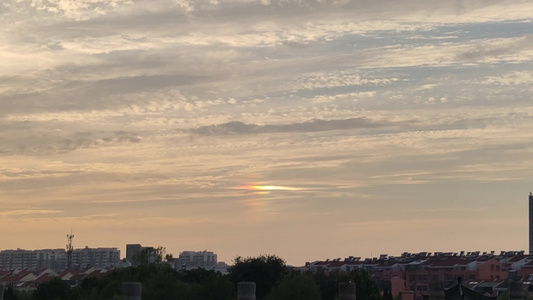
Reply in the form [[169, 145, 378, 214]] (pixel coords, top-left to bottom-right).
[[1, 0, 533, 266]]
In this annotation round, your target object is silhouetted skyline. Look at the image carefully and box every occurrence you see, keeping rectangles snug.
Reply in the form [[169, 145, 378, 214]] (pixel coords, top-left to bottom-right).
[[1, 0, 533, 265]]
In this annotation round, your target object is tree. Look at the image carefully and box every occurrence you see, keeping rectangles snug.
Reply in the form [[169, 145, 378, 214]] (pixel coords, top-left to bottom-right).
[[135, 246, 166, 266], [180, 269, 234, 300], [312, 268, 381, 300], [229, 255, 286, 300], [383, 289, 394, 300], [32, 278, 70, 300], [348, 268, 381, 300], [266, 273, 321, 300], [4, 285, 18, 300], [141, 268, 191, 300]]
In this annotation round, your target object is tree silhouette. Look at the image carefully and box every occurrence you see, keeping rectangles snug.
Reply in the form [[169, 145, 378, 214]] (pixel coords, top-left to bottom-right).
[[266, 273, 321, 300], [229, 255, 286, 300]]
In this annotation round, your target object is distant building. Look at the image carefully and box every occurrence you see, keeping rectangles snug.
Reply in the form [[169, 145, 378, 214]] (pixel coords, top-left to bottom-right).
[[126, 244, 143, 263], [0, 247, 120, 272], [174, 250, 217, 270], [529, 193, 533, 254], [0, 249, 66, 271], [71, 247, 121, 269]]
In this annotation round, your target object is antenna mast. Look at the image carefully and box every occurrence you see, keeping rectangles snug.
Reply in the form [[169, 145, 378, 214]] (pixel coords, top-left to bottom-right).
[[66, 230, 74, 269]]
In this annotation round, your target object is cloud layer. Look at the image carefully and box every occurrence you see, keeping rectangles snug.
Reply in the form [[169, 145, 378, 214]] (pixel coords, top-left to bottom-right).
[[1, 0, 532, 264]]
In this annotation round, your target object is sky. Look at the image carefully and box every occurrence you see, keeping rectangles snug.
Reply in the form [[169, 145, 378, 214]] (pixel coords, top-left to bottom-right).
[[1, 0, 533, 266]]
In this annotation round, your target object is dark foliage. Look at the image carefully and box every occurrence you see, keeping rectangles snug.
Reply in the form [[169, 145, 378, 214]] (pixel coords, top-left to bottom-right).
[[26, 254, 383, 300], [266, 272, 321, 300], [229, 254, 287, 300], [32, 278, 70, 300], [313, 268, 382, 300], [4, 285, 18, 300]]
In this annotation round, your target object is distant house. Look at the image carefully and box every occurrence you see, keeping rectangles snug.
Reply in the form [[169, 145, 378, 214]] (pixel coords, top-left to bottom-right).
[[445, 279, 496, 300]]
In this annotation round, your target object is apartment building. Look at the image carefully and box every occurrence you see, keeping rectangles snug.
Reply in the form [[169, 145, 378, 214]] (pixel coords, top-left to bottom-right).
[[72, 247, 121, 269], [0, 247, 120, 272], [174, 250, 217, 270]]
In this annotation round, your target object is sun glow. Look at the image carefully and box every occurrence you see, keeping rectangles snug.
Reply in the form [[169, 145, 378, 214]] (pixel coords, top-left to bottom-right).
[[239, 185, 302, 191]]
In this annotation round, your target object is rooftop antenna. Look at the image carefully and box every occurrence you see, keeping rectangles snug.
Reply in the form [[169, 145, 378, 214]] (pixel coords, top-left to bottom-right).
[[66, 229, 74, 269]]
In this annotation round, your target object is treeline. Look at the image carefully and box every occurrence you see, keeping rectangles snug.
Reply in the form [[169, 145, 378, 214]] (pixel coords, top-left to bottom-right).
[[7, 255, 382, 300]]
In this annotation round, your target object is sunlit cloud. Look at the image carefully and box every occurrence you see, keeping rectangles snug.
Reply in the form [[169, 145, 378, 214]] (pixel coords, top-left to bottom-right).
[[239, 185, 304, 191], [0, 210, 64, 217]]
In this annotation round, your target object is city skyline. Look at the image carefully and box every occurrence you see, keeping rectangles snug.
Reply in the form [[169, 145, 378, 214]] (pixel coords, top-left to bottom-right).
[[1, 0, 533, 266]]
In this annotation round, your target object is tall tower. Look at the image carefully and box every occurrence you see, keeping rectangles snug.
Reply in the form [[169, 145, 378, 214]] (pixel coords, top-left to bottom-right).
[[530, 193, 533, 255], [66, 231, 74, 269]]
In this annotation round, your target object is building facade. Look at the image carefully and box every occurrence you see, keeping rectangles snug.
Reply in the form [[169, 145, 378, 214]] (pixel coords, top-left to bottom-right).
[[529, 194, 533, 254], [175, 250, 217, 270], [72, 247, 121, 269], [0, 247, 120, 272], [126, 244, 143, 263], [0, 249, 66, 271]]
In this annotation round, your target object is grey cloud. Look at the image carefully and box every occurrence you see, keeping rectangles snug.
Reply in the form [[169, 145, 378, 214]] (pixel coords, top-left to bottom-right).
[[191, 117, 390, 136], [279, 40, 309, 49], [80, 74, 208, 95], [36, 9, 190, 40], [43, 41, 64, 51], [455, 35, 533, 62], [0, 130, 142, 156]]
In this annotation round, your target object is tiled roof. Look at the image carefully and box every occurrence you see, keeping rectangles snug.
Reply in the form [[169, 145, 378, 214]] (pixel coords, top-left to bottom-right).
[[506, 255, 528, 263], [34, 273, 56, 283], [445, 283, 496, 300], [425, 258, 471, 267], [86, 269, 108, 278], [326, 261, 348, 268]]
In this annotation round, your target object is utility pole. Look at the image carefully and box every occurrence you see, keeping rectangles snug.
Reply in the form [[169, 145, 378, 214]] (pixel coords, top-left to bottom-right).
[[66, 230, 74, 269]]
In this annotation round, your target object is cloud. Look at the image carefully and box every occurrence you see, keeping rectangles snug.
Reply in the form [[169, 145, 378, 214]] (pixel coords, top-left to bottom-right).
[[455, 35, 533, 63], [190, 117, 394, 136], [0, 210, 64, 217], [0, 129, 142, 156], [483, 71, 533, 85]]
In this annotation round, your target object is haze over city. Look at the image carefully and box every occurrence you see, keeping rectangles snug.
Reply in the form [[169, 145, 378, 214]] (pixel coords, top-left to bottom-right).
[[1, 0, 533, 266]]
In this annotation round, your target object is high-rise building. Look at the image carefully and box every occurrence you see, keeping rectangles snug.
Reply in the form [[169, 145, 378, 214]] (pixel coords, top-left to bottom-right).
[[175, 250, 217, 270], [72, 247, 121, 269], [0, 249, 67, 271], [126, 244, 143, 264], [529, 193, 533, 254]]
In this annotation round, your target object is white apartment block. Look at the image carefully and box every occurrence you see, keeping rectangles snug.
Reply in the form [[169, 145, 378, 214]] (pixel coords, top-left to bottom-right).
[[175, 250, 217, 270], [72, 247, 121, 269], [0, 247, 120, 271]]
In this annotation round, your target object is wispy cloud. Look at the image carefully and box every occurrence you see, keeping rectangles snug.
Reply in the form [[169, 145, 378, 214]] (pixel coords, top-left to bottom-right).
[[0, 210, 64, 217], [190, 117, 397, 136]]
